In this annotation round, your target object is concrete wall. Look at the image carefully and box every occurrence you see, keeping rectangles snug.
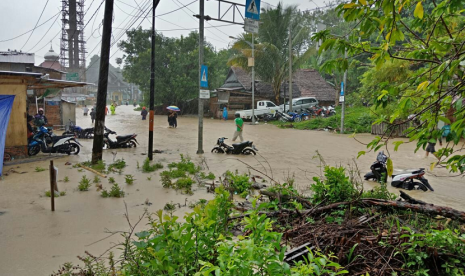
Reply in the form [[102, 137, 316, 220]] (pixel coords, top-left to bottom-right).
[[0, 79, 27, 147], [61, 101, 76, 126], [0, 78, 28, 158]]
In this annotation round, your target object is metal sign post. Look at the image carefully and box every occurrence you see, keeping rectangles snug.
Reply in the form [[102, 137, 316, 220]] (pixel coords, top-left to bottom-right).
[[245, 0, 260, 125]]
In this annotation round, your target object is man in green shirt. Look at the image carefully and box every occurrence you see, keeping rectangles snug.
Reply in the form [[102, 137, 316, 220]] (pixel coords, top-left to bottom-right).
[[232, 113, 244, 142]]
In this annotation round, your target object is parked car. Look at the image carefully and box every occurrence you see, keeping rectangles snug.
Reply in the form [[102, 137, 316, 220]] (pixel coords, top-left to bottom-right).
[[280, 97, 319, 112], [235, 100, 281, 120]]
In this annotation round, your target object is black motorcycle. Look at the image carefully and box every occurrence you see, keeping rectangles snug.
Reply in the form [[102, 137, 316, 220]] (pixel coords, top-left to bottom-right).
[[211, 137, 258, 155], [103, 128, 138, 149], [364, 151, 434, 191]]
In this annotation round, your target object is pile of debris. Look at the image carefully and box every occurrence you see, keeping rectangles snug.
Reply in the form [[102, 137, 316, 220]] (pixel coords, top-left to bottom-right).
[[233, 190, 465, 276]]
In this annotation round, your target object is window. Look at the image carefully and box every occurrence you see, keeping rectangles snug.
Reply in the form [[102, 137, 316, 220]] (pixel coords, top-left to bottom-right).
[[303, 99, 312, 104], [266, 102, 276, 107], [259, 102, 265, 106], [295, 100, 303, 105]]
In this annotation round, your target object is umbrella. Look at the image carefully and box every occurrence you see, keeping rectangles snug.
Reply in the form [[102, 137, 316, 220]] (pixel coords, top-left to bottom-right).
[[166, 106, 180, 112]]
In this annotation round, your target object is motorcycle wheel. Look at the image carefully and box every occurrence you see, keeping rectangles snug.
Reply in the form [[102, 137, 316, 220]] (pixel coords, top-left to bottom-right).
[[67, 142, 80, 155], [242, 148, 256, 155], [294, 117, 302, 122], [28, 145, 41, 156], [129, 141, 137, 148], [279, 117, 287, 123], [416, 183, 428, 191], [211, 147, 225, 154]]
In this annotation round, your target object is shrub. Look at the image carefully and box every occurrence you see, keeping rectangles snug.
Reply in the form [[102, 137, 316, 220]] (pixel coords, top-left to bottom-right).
[[225, 170, 251, 195], [125, 174, 135, 185], [200, 171, 215, 180], [101, 183, 125, 198], [361, 182, 397, 200], [108, 159, 126, 171], [175, 177, 195, 195], [78, 175, 91, 191], [142, 158, 163, 173], [310, 166, 358, 204]]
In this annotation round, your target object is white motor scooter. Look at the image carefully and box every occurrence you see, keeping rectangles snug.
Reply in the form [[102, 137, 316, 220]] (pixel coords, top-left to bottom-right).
[[364, 151, 434, 192]]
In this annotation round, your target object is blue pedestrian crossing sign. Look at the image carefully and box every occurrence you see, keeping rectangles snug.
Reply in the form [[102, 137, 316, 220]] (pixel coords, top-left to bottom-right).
[[245, 0, 260, 20], [200, 65, 208, 88]]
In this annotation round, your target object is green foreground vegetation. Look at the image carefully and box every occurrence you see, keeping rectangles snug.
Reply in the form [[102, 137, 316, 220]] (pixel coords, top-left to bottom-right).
[[52, 161, 465, 276]]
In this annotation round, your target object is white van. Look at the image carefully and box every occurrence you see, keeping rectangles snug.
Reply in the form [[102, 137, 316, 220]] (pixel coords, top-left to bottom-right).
[[279, 97, 319, 112]]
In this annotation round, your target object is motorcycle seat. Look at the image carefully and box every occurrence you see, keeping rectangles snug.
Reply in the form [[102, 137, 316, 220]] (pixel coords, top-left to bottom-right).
[[233, 141, 250, 147], [411, 169, 424, 174], [116, 134, 133, 141]]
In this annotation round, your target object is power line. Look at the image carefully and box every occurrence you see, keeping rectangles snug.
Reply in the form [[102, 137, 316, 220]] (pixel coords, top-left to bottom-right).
[[172, 0, 228, 43], [85, 1, 153, 73], [29, 0, 100, 55], [0, 10, 60, 43], [157, 0, 198, 17], [20, 0, 50, 50], [26, 11, 60, 52]]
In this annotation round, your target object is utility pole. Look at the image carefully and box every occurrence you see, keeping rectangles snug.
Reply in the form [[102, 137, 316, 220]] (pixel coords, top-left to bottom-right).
[[148, 0, 157, 160], [91, 0, 114, 164], [251, 32, 255, 124], [288, 26, 293, 112], [341, 44, 347, 134], [197, 0, 205, 154]]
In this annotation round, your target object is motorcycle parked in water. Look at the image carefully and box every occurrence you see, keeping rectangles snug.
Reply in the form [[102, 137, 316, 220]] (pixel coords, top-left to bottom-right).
[[211, 137, 258, 155], [103, 128, 139, 149], [364, 151, 434, 191], [28, 126, 81, 156], [63, 120, 94, 139]]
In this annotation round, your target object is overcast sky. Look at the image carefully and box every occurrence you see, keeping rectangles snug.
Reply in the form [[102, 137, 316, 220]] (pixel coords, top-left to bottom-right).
[[0, 0, 328, 68]]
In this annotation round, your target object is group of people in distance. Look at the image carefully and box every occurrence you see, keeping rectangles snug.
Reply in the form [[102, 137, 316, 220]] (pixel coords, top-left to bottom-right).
[[80, 103, 244, 142], [139, 107, 178, 128], [83, 103, 118, 123]]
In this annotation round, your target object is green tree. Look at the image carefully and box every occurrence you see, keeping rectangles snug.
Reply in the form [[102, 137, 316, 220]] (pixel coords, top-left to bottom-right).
[[119, 28, 229, 107], [228, 3, 312, 104], [302, 0, 372, 99], [314, 0, 465, 172]]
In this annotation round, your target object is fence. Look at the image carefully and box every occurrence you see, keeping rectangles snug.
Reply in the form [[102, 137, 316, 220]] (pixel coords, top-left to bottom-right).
[[371, 122, 412, 137]]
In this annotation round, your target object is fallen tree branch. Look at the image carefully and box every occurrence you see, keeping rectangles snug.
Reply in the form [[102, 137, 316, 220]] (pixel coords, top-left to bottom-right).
[[78, 164, 107, 178], [235, 193, 465, 222]]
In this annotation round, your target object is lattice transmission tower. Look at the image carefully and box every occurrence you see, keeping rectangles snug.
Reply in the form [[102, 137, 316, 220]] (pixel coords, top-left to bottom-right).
[[60, 0, 86, 81]]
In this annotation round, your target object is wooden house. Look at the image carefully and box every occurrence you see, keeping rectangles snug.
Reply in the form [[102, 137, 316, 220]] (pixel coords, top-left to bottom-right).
[[210, 67, 336, 119]]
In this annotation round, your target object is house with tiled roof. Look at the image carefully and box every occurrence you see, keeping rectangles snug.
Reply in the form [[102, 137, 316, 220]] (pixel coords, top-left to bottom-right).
[[210, 66, 336, 119]]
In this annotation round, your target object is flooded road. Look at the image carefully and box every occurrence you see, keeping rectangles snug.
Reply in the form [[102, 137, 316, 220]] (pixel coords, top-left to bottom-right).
[[0, 105, 463, 275]]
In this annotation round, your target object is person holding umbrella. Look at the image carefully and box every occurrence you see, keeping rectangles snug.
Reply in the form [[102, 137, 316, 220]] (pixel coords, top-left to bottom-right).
[[166, 106, 180, 128]]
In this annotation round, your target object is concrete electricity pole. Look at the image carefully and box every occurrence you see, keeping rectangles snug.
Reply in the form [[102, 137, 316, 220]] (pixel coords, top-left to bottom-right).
[[148, 0, 159, 160], [288, 26, 293, 112], [340, 46, 347, 134], [197, 0, 205, 154], [91, 0, 114, 164], [251, 33, 256, 124]]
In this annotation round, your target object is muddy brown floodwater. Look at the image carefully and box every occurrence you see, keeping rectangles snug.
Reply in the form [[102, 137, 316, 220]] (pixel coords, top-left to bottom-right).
[[0, 105, 464, 275]]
